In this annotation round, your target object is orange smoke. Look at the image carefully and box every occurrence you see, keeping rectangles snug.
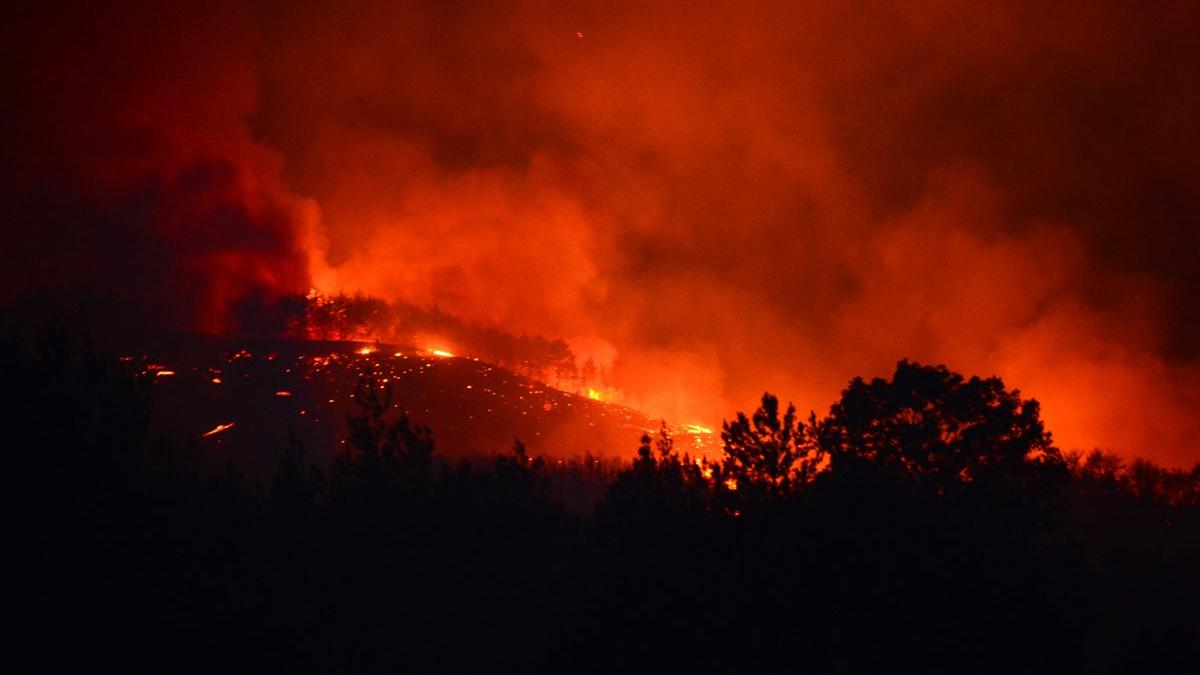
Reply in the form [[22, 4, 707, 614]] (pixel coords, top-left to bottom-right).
[[280, 2, 1199, 466], [5, 2, 1200, 466]]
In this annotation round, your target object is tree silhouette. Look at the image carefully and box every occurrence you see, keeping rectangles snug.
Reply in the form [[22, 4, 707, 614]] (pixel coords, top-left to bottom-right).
[[331, 370, 434, 510], [493, 439, 549, 506], [601, 424, 711, 520], [271, 433, 320, 519], [816, 359, 1067, 502], [719, 393, 822, 503]]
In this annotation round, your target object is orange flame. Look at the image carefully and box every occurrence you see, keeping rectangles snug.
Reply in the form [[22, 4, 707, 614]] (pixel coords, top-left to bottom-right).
[[202, 422, 235, 438]]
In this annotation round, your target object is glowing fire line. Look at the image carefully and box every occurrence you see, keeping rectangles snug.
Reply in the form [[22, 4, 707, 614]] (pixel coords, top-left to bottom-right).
[[202, 422, 235, 438]]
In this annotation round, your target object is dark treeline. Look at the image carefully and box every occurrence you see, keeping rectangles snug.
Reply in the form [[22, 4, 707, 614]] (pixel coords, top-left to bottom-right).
[[8, 321, 1198, 673]]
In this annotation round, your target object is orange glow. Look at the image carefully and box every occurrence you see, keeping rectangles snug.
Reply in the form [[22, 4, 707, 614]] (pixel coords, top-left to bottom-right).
[[275, 390, 292, 397], [202, 422, 235, 438], [155, 370, 176, 377], [19, 2, 1197, 469], [211, 377, 222, 384]]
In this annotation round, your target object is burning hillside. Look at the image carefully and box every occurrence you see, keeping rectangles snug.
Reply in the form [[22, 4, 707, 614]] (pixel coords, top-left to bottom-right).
[[128, 335, 715, 477], [4, 2, 1199, 466], [5, 3, 1200, 671]]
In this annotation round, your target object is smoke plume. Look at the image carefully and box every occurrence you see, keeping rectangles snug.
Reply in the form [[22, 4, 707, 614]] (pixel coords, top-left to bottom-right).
[[4, 1, 1198, 465]]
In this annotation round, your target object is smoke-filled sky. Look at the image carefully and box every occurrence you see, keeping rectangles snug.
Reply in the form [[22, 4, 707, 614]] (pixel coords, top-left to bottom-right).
[[4, 1, 1199, 465]]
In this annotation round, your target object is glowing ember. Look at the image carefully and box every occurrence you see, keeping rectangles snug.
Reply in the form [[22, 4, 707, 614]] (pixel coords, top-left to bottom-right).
[[357, 347, 375, 355], [684, 423, 713, 435], [202, 422, 235, 438], [211, 377, 222, 384], [586, 388, 603, 401], [155, 370, 176, 377], [430, 349, 454, 358], [275, 391, 292, 397]]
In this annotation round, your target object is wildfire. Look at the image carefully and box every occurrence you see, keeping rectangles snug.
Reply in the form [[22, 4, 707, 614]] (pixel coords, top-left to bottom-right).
[[202, 422, 235, 438], [118, 335, 712, 464]]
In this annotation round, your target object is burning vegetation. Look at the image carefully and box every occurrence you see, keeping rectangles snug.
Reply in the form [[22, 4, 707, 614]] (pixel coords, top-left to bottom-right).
[[5, 2, 1200, 466], [4, 1, 1200, 670], [123, 332, 715, 478], [281, 289, 610, 395]]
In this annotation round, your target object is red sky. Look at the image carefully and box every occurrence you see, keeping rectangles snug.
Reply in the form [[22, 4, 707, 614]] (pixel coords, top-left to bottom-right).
[[3, 1, 1199, 465]]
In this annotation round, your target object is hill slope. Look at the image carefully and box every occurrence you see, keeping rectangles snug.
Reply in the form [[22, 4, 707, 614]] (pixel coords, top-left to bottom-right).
[[128, 337, 715, 477]]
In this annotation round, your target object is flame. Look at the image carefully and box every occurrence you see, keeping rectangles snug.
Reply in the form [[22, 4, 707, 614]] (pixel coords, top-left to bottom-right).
[[202, 422, 235, 438], [356, 346, 375, 355], [429, 348, 454, 358], [586, 388, 603, 401]]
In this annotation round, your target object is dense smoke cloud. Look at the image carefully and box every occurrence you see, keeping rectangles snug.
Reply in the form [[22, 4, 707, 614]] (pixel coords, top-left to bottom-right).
[[4, 1, 1198, 465], [2, 2, 316, 333]]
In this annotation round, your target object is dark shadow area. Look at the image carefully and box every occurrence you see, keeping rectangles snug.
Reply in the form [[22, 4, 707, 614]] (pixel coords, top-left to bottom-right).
[[7, 320, 1197, 673]]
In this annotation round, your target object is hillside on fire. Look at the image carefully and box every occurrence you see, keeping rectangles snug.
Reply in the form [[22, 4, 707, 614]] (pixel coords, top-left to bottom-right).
[[5, 1, 1200, 673]]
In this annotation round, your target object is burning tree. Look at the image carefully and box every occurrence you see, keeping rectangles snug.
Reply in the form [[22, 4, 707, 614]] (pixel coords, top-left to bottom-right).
[[287, 290, 394, 342], [283, 289, 579, 384]]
